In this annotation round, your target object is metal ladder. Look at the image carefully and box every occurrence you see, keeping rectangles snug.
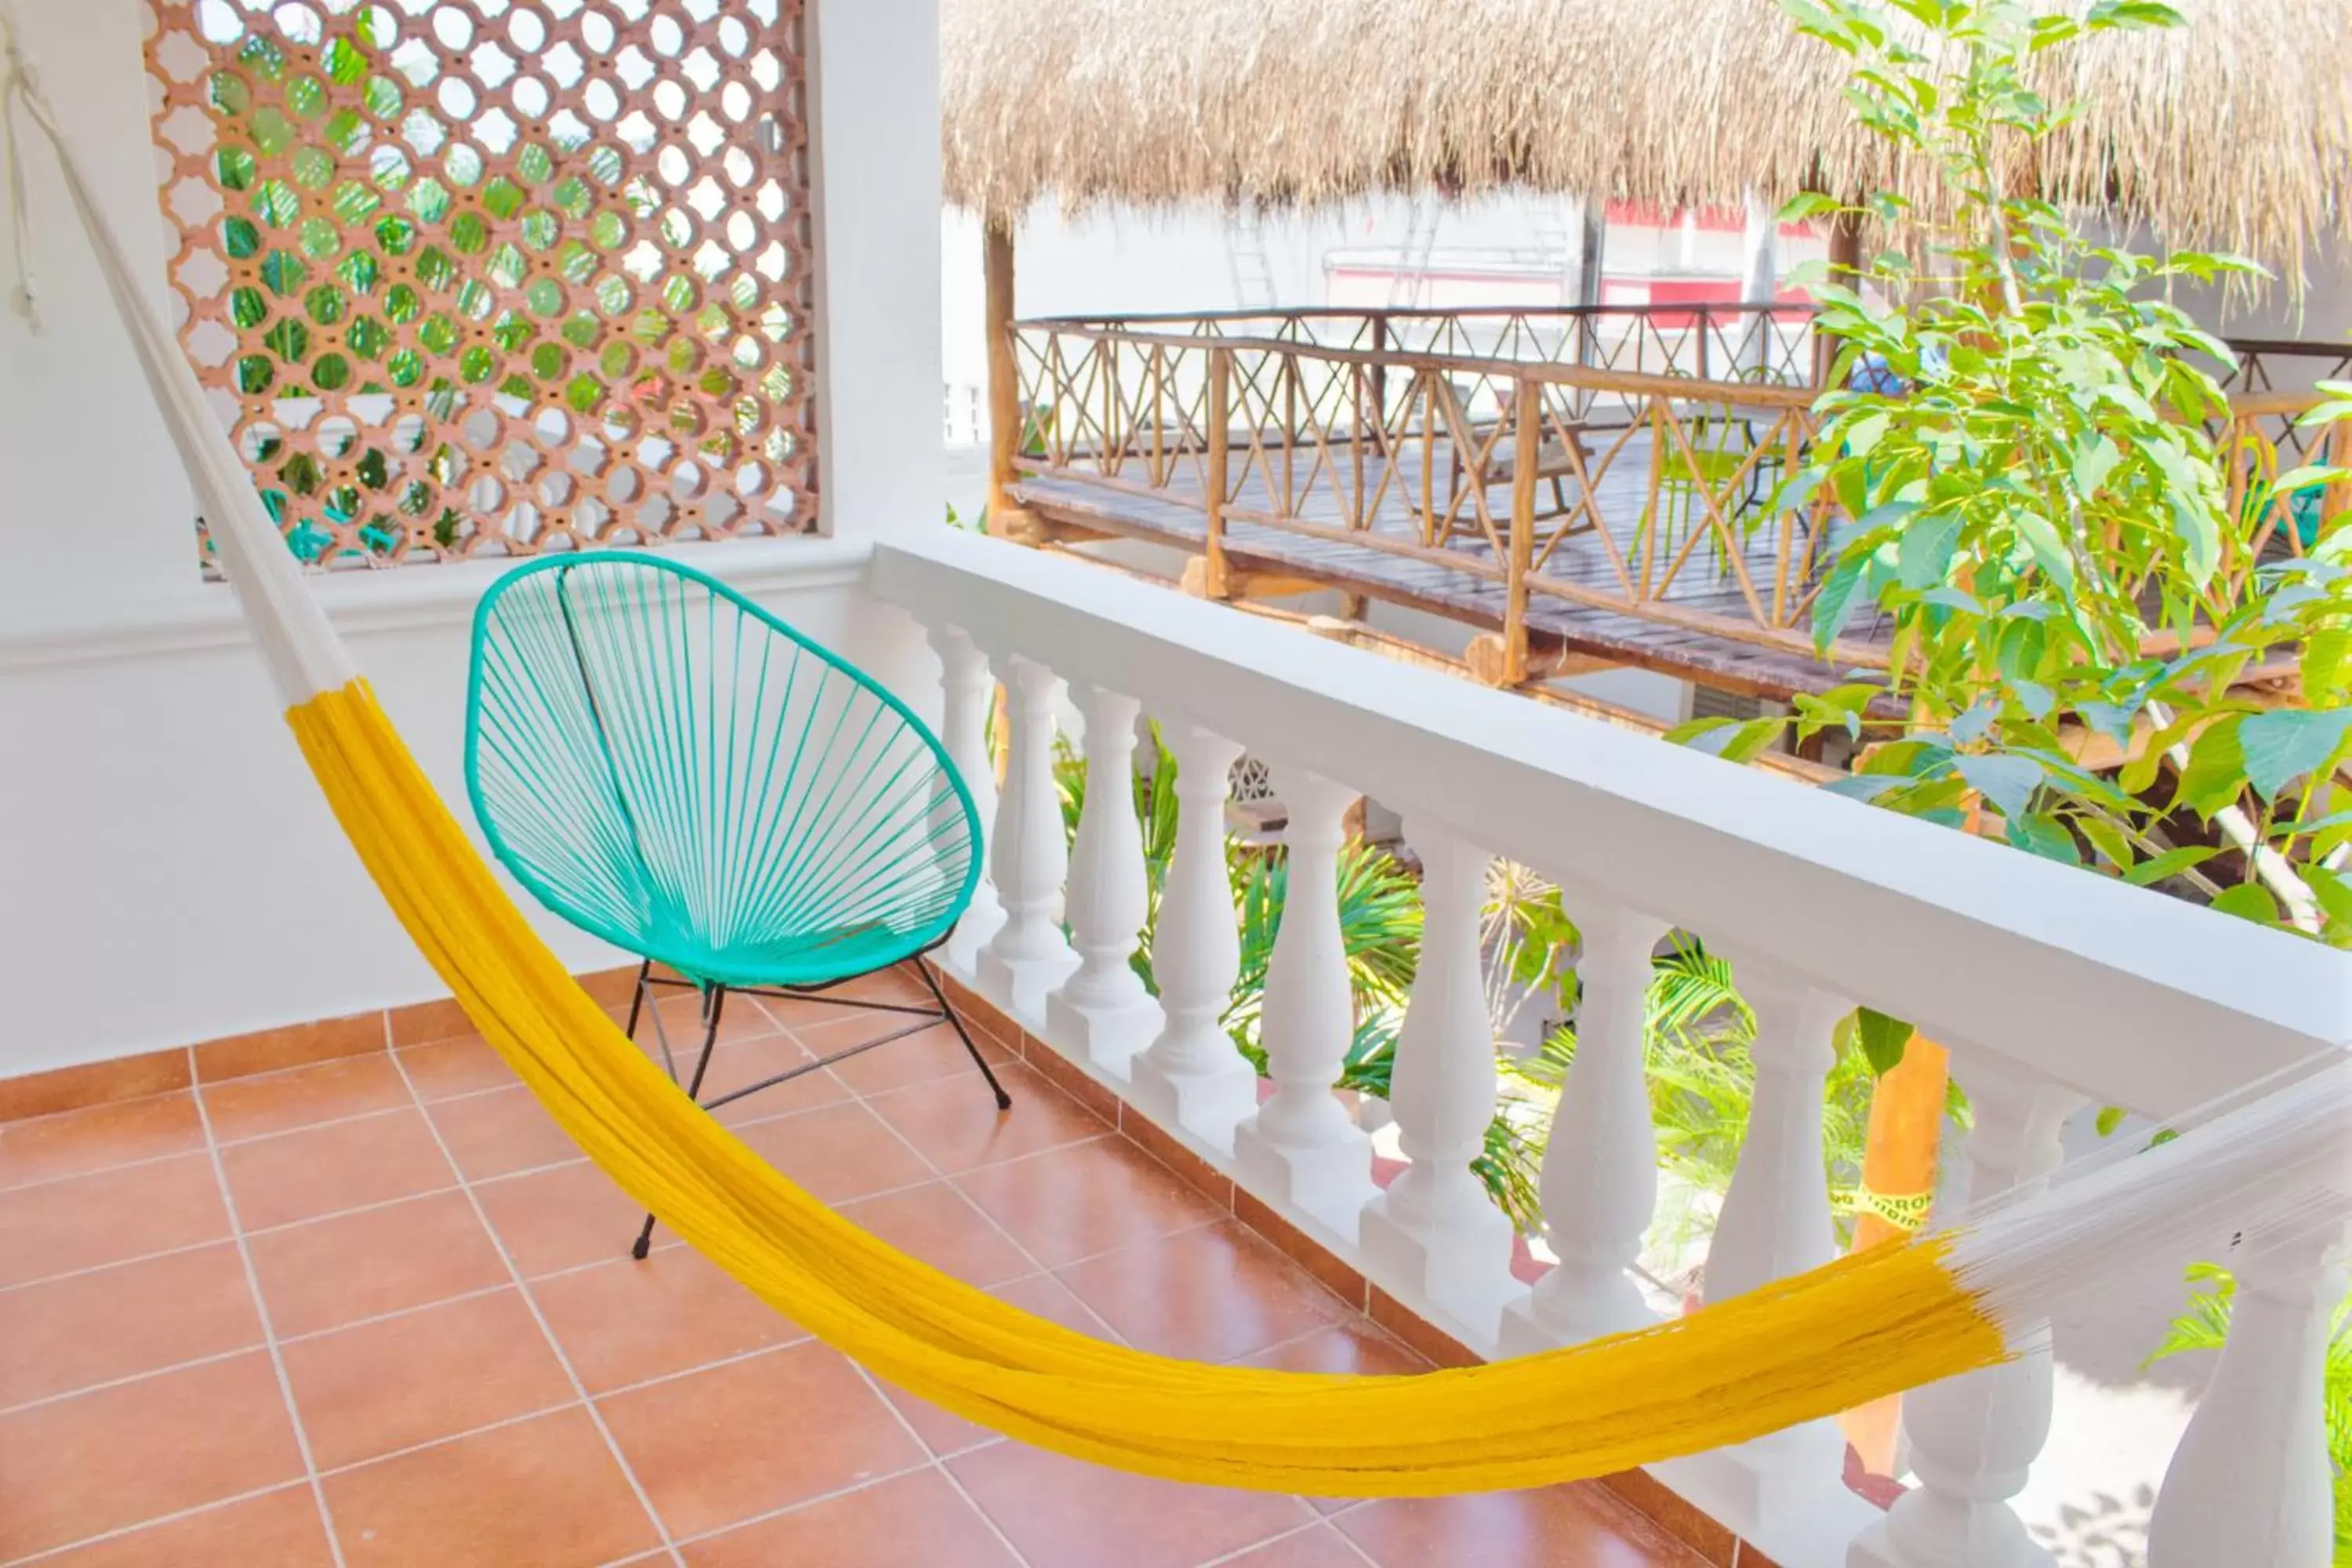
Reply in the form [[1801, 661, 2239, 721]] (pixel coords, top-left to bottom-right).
[[1388, 198, 1440, 307], [1226, 208, 1276, 309]]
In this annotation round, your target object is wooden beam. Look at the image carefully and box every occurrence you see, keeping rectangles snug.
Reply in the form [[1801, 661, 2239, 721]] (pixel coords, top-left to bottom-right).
[[1179, 556, 1321, 602], [982, 217, 1034, 537], [1463, 633, 1615, 689]]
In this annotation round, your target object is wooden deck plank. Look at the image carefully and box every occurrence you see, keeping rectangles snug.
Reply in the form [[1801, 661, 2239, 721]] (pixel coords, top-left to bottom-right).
[[1014, 428, 1876, 701]]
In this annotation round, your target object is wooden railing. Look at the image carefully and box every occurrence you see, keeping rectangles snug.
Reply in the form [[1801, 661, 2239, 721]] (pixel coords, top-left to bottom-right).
[[1007, 310, 2338, 685]]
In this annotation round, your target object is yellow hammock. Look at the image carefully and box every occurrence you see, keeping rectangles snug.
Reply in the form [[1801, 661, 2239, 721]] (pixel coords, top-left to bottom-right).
[[7, 26, 2339, 1501]]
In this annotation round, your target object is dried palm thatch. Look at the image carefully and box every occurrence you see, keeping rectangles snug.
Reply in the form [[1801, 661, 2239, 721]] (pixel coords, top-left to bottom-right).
[[941, 0, 2350, 283]]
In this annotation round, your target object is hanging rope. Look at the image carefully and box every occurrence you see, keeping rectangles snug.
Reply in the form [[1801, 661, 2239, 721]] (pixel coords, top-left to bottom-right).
[[0, 0, 45, 329]]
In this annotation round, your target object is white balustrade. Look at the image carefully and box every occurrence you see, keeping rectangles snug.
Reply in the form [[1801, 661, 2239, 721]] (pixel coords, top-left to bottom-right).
[[873, 530, 2352, 1568], [1233, 767, 1379, 1235], [1501, 900, 1671, 1352], [1851, 1052, 2079, 1568], [1127, 724, 1261, 1149], [2148, 1221, 2347, 1567], [929, 625, 1004, 975], [1358, 821, 1518, 1335], [1679, 960, 1854, 1529], [1045, 685, 1163, 1074], [975, 653, 1079, 1017]]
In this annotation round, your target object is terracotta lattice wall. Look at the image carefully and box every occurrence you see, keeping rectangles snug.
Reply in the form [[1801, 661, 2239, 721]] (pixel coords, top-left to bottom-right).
[[144, 0, 816, 568]]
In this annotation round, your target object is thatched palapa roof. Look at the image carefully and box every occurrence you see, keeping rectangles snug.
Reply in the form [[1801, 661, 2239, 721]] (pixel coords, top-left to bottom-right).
[[941, 0, 2351, 280]]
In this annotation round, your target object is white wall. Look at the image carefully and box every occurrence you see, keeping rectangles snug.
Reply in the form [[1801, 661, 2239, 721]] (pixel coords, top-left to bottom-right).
[[0, 0, 944, 1076]]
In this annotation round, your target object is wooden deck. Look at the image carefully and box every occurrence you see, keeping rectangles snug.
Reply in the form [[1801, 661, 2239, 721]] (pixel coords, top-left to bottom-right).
[[1014, 427, 1885, 701]]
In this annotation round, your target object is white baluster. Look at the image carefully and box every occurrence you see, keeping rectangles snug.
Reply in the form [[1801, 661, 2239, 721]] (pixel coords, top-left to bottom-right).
[[1128, 726, 1259, 1149], [929, 626, 1003, 976], [1359, 822, 1519, 1337], [2149, 1221, 2347, 1568], [1500, 900, 1670, 1353], [1233, 767, 1377, 1236], [1850, 1052, 2078, 1568], [975, 655, 1078, 1019], [1676, 960, 1856, 1531], [1045, 685, 1163, 1076]]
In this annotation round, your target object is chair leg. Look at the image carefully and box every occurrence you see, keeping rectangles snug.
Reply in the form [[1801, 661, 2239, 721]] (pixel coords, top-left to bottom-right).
[[631, 984, 728, 1261], [913, 961, 1012, 1111], [621, 959, 652, 1041]]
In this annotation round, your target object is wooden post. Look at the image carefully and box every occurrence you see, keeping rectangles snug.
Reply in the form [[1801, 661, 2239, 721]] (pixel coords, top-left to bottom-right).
[[1838, 1031, 1951, 1474], [1501, 376, 1540, 686], [1202, 347, 1232, 599], [1813, 208, 1863, 390], [983, 216, 1033, 538]]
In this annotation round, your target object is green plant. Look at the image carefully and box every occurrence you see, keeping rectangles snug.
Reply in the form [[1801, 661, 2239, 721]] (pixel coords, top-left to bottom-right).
[[1675, 0, 2352, 944], [2145, 1263, 2352, 1559]]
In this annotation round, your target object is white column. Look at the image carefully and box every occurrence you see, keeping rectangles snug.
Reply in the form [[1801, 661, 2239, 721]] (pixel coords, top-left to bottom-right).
[[2149, 1221, 2347, 1568], [1739, 189, 1780, 378], [1045, 686, 1163, 1075], [1682, 960, 1850, 1525], [1233, 768, 1378, 1236], [974, 654, 1078, 1018], [1500, 900, 1670, 1353], [1359, 822, 1519, 1336], [1127, 725, 1259, 1149], [930, 626, 1004, 975], [1851, 1052, 2078, 1568]]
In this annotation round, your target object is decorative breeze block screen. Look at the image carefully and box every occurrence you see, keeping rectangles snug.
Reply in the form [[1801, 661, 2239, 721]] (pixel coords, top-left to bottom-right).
[[145, 0, 816, 568]]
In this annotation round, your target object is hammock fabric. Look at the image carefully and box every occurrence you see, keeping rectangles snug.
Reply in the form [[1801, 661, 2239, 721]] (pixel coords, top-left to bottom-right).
[[5, 14, 2343, 1501]]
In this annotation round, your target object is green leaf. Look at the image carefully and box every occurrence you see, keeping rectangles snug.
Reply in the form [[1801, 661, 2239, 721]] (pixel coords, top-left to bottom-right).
[[2209, 881, 2281, 926], [2094, 1105, 2126, 1136], [1957, 753, 2044, 819], [2302, 864, 2352, 932], [1896, 512, 1965, 590], [2297, 629, 2350, 702], [1810, 551, 1873, 653], [1777, 191, 1842, 223], [2238, 708, 2352, 800], [2124, 844, 2219, 887], [2169, 714, 2247, 817], [1853, 1008, 1915, 1076]]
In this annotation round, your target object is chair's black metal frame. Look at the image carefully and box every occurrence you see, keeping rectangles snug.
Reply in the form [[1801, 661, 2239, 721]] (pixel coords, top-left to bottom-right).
[[622, 949, 1011, 1259]]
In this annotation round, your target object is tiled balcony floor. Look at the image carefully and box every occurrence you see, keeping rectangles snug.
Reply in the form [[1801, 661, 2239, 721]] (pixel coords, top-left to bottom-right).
[[0, 979, 1704, 1567]]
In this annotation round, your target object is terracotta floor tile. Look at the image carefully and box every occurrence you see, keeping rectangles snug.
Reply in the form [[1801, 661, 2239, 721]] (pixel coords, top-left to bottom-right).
[[953, 1135, 1226, 1267], [640, 989, 786, 1050], [865, 1062, 1109, 1174], [873, 1378, 1001, 1460], [281, 1287, 577, 1469], [1225, 1524, 1381, 1567], [426, 1084, 586, 1181], [1237, 1323, 1430, 1377], [838, 1180, 1036, 1287], [2, 1242, 263, 1408], [0, 1352, 305, 1559], [693, 1034, 853, 1124], [530, 1245, 808, 1394], [683, 1465, 1022, 1568], [730, 1102, 935, 1204], [821, 1018, 1014, 1096], [474, 1160, 652, 1277], [323, 1406, 661, 1568], [397, 1033, 517, 1101], [1054, 1221, 1348, 1363], [1334, 1490, 1708, 1568], [0, 1152, 229, 1289], [0, 1094, 205, 1189], [202, 1054, 413, 1143], [597, 1340, 928, 1539], [246, 1190, 513, 1338], [757, 993, 916, 1038], [989, 1270, 1123, 1341], [220, 1109, 456, 1231], [34, 1485, 336, 1568], [949, 1439, 1316, 1568]]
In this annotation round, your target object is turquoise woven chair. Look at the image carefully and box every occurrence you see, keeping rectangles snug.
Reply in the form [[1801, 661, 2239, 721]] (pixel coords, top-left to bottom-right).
[[466, 551, 1009, 1258]]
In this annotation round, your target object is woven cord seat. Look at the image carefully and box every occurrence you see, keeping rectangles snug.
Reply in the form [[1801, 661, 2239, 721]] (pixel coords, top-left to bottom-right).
[[466, 551, 1008, 1257]]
